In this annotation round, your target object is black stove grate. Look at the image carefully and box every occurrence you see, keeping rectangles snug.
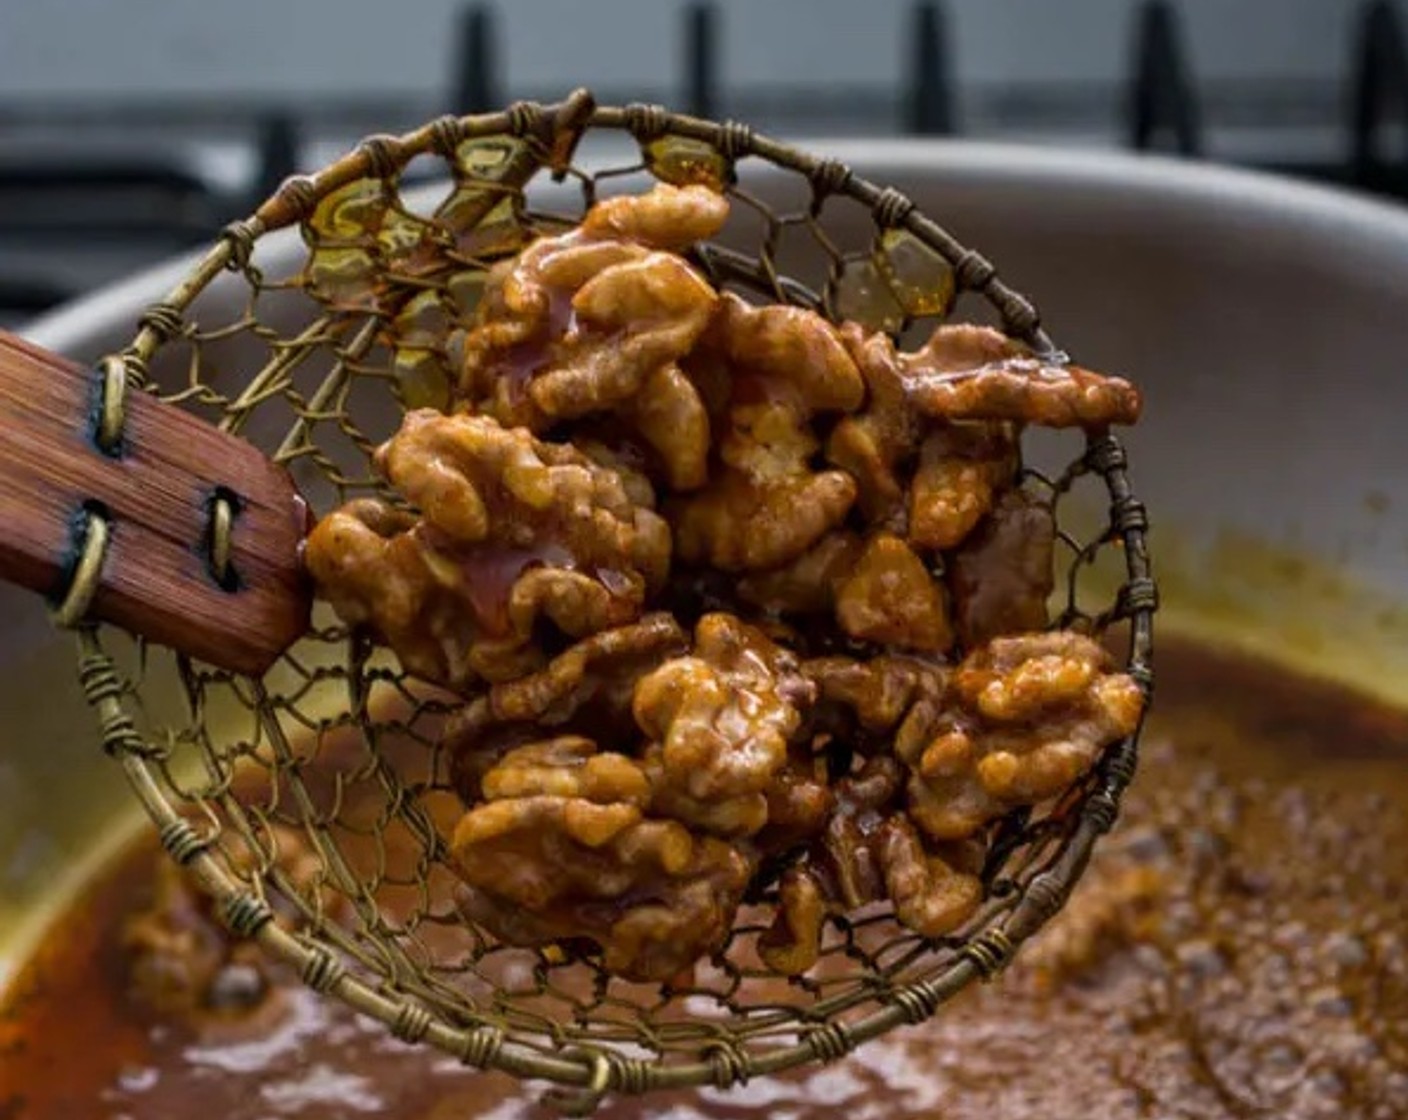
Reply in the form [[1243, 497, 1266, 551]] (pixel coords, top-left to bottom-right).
[[2, 0, 1406, 323]]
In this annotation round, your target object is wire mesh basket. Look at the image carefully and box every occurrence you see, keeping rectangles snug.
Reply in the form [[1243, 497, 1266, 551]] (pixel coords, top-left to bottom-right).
[[72, 88, 1156, 1113]]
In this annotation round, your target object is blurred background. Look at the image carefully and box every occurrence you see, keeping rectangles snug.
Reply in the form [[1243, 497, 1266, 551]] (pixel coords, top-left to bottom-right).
[[0, 0, 1403, 328]]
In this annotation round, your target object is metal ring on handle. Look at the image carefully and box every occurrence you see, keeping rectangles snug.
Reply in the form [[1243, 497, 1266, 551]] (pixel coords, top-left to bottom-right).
[[51, 503, 111, 629]]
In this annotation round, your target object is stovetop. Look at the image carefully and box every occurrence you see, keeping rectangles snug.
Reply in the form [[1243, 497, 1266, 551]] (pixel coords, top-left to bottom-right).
[[2, 0, 1406, 327]]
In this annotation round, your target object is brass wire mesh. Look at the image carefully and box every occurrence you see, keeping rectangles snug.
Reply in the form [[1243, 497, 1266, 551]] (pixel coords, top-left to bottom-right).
[[69, 90, 1156, 1113]]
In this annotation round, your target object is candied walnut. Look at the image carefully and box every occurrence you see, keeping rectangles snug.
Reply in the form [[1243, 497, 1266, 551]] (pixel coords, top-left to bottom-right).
[[827, 323, 1137, 528], [905, 631, 1146, 841], [302, 497, 489, 692], [815, 755, 907, 907], [758, 864, 828, 975], [449, 787, 753, 983], [634, 615, 817, 841], [629, 361, 711, 490], [641, 741, 770, 839], [305, 411, 671, 689], [448, 720, 551, 806], [457, 240, 647, 418], [901, 324, 1142, 428], [803, 654, 952, 779], [905, 322, 1027, 371], [600, 856, 749, 984], [908, 422, 1018, 550], [737, 531, 864, 617], [905, 747, 1000, 845], [533, 259, 713, 420], [633, 613, 815, 806], [757, 748, 837, 854], [717, 388, 825, 480], [446, 616, 685, 800], [459, 615, 686, 736], [574, 435, 660, 509], [671, 464, 857, 573], [670, 294, 862, 572], [834, 533, 954, 654], [755, 757, 904, 976], [877, 815, 983, 937], [706, 292, 865, 413], [759, 757, 985, 974], [804, 653, 946, 735], [948, 489, 1056, 649], [894, 688, 947, 767], [456, 183, 724, 486], [580, 181, 732, 251], [478, 736, 653, 806], [825, 323, 922, 525]]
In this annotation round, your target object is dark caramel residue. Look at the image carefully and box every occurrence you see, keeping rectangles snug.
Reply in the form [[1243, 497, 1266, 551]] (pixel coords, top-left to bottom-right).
[[3, 636, 1405, 1119]]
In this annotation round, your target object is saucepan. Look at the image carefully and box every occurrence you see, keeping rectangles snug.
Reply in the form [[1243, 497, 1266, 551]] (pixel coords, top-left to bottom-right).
[[3, 136, 1407, 1105]]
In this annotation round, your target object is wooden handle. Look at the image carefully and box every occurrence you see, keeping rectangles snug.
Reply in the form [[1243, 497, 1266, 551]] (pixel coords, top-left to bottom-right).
[[0, 330, 313, 677]]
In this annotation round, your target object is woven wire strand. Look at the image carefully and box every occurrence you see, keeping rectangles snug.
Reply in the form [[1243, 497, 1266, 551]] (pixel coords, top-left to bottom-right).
[[76, 89, 1156, 1107]]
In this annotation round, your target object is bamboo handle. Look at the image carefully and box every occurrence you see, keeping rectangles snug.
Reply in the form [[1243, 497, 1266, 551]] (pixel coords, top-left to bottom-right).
[[0, 330, 313, 677]]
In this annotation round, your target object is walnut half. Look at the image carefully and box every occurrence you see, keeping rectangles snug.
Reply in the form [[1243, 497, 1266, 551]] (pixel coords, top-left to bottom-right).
[[304, 411, 671, 689], [449, 739, 755, 984], [904, 631, 1146, 841]]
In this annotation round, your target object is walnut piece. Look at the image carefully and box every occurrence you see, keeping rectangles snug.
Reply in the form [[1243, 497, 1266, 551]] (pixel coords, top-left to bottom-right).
[[908, 422, 1018, 551], [827, 323, 1136, 534], [449, 745, 753, 982], [670, 459, 857, 573], [477, 736, 653, 805], [456, 182, 725, 488], [304, 410, 671, 689], [804, 653, 946, 736], [448, 616, 686, 743], [814, 755, 907, 908], [580, 182, 733, 250], [706, 292, 865, 413], [670, 294, 861, 572], [902, 324, 1143, 428], [445, 616, 685, 802], [634, 613, 816, 836], [834, 533, 954, 654], [758, 865, 828, 975], [825, 323, 920, 526], [535, 255, 712, 419], [757, 749, 836, 854], [904, 631, 1146, 841], [670, 462, 856, 577], [758, 756, 983, 973], [878, 814, 984, 938], [948, 489, 1057, 649], [640, 741, 771, 840], [736, 531, 865, 617], [757, 753, 901, 976], [630, 361, 712, 490]]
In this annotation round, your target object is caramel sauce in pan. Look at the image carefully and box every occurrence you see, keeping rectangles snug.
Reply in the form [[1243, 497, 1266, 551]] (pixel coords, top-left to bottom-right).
[[3, 634, 1406, 1119]]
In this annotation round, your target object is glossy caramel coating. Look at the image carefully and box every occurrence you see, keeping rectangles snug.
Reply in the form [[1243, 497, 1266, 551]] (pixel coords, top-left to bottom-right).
[[304, 181, 1146, 980]]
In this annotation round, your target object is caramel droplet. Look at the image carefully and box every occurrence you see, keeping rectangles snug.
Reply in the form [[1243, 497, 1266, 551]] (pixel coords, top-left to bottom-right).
[[645, 135, 731, 191], [878, 229, 956, 318]]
